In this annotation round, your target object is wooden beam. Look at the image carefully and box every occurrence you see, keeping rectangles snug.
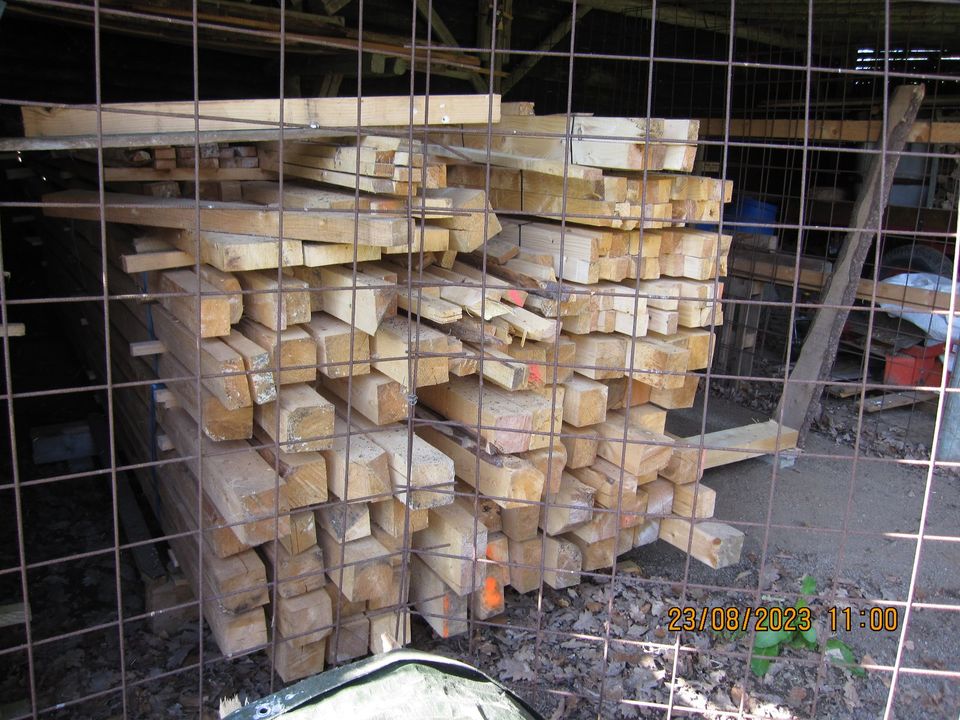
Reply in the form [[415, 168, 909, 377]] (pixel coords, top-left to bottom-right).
[[21, 94, 502, 138], [777, 84, 925, 440], [700, 117, 960, 144], [502, 7, 591, 95]]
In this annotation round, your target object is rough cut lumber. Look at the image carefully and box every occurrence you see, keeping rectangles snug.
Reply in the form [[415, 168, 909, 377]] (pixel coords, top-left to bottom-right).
[[300, 265, 397, 336], [158, 459, 250, 559], [152, 306, 252, 410], [324, 395, 454, 510], [277, 588, 334, 649], [517, 441, 567, 496], [560, 424, 599, 469], [370, 316, 449, 388], [317, 502, 371, 543], [23, 94, 503, 137], [658, 519, 744, 569], [565, 534, 616, 572], [254, 383, 334, 452], [499, 503, 540, 542], [680, 420, 799, 470], [321, 417, 391, 501], [318, 531, 394, 603], [157, 268, 233, 338], [417, 424, 544, 507], [156, 351, 252, 441], [649, 374, 700, 410], [159, 408, 288, 546], [236, 271, 310, 331], [197, 264, 244, 324], [260, 538, 326, 599], [541, 473, 595, 536], [166, 229, 303, 271], [251, 426, 328, 508], [221, 330, 277, 405], [370, 498, 430, 538], [472, 575, 506, 621], [626, 337, 689, 390], [414, 501, 487, 596], [320, 371, 408, 426], [325, 614, 371, 665], [418, 378, 561, 454], [594, 416, 673, 477], [158, 476, 268, 614], [671, 482, 716, 518], [302, 313, 371, 379], [570, 334, 627, 380], [43, 190, 412, 247], [561, 375, 609, 427], [605, 377, 652, 410], [409, 556, 467, 639], [272, 637, 326, 683], [542, 535, 582, 589], [238, 319, 317, 385], [500, 534, 541, 594]]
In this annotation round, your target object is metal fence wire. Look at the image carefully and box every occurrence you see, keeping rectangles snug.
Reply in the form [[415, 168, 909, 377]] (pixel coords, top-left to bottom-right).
[[0, 1, 958, 719]]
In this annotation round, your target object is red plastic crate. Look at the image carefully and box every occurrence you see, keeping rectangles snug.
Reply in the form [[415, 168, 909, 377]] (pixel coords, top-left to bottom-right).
[[884, 343, 947, 386]]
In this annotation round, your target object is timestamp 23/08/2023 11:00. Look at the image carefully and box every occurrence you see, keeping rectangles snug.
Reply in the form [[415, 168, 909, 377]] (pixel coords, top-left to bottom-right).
[[666, 605, 901, 634]]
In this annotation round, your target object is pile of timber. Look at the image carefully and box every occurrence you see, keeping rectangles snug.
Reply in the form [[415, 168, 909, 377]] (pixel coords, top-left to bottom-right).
[[24, 94, 798, 682]]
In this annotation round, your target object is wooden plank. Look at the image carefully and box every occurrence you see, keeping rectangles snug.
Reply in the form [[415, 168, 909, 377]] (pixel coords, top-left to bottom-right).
[[680, 420, 799, 470], [157, 268, 233, 338], [409, 556, 467, 639], [413, 502, 487, 596], [561, 375, 609, 427], [236, 271, 310, 331], [165, 229, 303, 271], [321, 416, 391, 501], [318, 531, 393, 603], [221, 330, 277, 406], [22, 94, 503, 137], [237, 320, 317, 385], [254, 383, 334, 452], [317, 502, 371, 543], [418, 424, 544, 507], [157, 351, 253, 441], [594, 414, 673, 477], [151, 306, 252, 410], [43, 190, 411, 247], [560, 424, 599, 469], [671, 482, 716, 518], [301, 312, 371, 379], [862, 390, 938, 413], [251, 426, 328, 509], [541, 473, 595, 536], [658, 519, 744, 569], [320, 371, 408, 425], [323, 393, 455, 510], [370, 316, 449, 388], [541, 535, 582, 589], [506, 535, 543, 594], [158, 408, 288, 546], [700, 116, 960, 144]]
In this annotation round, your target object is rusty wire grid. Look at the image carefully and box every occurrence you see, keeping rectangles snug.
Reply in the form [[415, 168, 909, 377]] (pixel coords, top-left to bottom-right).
[[0, 1, 958, 719]]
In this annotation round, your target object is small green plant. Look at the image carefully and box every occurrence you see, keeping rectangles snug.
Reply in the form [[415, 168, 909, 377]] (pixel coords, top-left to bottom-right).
[[751, 576, 864, 678]]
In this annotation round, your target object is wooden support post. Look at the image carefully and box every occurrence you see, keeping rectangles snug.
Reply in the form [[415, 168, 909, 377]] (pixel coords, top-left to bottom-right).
[[777, 84, 925, 441]]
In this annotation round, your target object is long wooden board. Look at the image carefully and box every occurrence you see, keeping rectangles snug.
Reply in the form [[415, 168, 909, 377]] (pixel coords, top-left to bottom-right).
[[22, 95, 502, 137]]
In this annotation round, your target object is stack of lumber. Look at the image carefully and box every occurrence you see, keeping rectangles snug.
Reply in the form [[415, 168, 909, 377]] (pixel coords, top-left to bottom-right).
[[25, 94, 799, 681]]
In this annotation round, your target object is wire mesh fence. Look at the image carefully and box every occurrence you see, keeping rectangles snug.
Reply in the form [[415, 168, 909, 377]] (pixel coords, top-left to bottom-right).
[[0, 1, 958, 719]]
